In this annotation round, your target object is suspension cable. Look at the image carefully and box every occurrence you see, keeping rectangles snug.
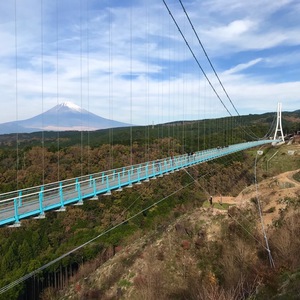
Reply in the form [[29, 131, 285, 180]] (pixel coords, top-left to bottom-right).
[[262, 111, 277, 139], [162, 0, 232, 117], [80, 0, 84, 177], [109, 5, 113, 169], [172, 0, 261, 140], [254, 149, 275, 267], [14, 0, 19, 190], [56, 0, 60, 181], [129, 1, 133, 165], [178, 0, 238, 116], [182, 167, 272, 253], [146, 1, 150, 161], [0, 181, 194, 294], [86, 0, 91, 174], [185, 147, 283, 260], [40, 0, 45, 185], [199, 149, 279, 262]]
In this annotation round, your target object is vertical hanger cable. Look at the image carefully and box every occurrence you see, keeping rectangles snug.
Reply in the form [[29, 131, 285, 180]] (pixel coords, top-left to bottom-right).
[[40, 0, 45, 184], [80, 0, 84, 177], [14, 0, 19, 190], [86, 0, 90, 173], [108, 6, 113, 169], [130, 2, 133, 165], [56, 0, 60, 181]]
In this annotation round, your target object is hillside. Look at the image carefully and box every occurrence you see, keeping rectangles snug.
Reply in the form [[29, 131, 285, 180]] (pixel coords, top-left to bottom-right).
[[0, 108, 299, 152], [39, 144, 300, 300]]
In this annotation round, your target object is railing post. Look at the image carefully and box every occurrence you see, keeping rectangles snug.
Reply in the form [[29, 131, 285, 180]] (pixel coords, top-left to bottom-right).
[[127, 169, 133, 187], [38, 186, 45, 217], [158, 161, 163, 177], [106, 175, 109, 191], [93, 178, 96, 196], [117, 172, 122, 191], [77, 180, 81, 199], [156, 161, 160, 175], [59, 182, 65, 209], [13, 198, 20, 225], [75, 178, 79, 191], [137, 166, 141, 184], [75, 179, 84, 205], [151, 161, 157, 179], [104, 175, 112, 195], [145, 164, 149, 181], [18, 191, 22, 207]]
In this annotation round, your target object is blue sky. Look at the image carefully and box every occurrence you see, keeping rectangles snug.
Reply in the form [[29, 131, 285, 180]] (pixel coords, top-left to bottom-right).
[[0, 0, 299, 125]]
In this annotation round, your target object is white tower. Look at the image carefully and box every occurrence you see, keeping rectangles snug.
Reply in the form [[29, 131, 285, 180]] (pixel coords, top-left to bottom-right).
[[273, 102, 285, 143]]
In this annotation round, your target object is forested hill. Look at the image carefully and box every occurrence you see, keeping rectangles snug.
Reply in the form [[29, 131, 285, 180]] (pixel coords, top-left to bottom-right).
[[0, 109, 299, 151], [0, 110, 299, 299]]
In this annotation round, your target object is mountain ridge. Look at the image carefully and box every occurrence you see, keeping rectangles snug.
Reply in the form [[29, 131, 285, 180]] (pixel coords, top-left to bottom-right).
[[0, 102, 132, 134]]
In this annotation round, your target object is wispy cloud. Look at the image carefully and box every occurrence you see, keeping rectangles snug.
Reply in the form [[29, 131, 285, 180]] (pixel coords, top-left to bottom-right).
[[224, 58, 263, 75]]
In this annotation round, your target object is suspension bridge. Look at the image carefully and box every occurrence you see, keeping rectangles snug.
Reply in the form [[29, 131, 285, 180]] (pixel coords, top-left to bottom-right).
[[0, 0, 286, 228], [0, 137, 283, 227]]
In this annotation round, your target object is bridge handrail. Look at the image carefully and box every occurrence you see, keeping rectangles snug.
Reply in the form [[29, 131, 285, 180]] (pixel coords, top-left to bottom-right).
[[0, 140, 276, 206], [0, 154, 181, 204]]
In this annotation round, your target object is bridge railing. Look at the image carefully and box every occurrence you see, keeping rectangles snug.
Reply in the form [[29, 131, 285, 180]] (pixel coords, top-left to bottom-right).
[[0, 140, 276, 226]]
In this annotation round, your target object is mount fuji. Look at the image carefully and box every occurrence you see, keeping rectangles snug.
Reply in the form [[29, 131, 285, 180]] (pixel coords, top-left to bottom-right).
[[0, 102, 132, 134]]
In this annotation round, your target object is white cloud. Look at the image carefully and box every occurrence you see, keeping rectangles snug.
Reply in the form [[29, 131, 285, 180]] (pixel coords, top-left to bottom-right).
[[214, 19, 255, 38]]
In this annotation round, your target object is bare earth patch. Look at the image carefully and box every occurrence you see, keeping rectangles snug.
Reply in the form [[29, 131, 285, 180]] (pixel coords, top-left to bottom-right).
[[210, 169, 300, 226]]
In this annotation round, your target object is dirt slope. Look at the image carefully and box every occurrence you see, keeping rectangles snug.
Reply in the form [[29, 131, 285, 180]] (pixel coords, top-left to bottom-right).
[[59, 168, 300, 300]]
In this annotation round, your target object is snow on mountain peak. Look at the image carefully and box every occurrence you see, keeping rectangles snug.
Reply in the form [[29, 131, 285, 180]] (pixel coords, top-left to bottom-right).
[[59, 101, 82, 112]]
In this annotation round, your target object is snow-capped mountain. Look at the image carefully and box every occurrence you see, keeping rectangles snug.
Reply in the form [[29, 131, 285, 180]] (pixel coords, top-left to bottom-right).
[[0, 102, 132, 134]]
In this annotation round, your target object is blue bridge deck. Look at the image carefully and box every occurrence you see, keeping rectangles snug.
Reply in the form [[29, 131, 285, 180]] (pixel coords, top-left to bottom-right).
[[0, 140, 275, 227]]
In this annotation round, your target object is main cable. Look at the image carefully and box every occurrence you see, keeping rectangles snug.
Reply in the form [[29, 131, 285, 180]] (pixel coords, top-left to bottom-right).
[[176, 0, 261, 140], [162, 0, 232, 117], [178, 0, 238, 116]]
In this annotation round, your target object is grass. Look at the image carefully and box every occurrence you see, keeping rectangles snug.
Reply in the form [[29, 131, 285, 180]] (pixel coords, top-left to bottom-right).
[[202, 201, 233, 210], [118, 279, 132, 287], [260, 144, 300, 175]]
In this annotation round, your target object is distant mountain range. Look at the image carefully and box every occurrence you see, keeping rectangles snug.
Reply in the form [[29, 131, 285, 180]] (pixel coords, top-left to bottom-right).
[[0, 102, 132, 134]]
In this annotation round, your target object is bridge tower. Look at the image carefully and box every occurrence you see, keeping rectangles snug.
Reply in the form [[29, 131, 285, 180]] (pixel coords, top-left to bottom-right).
[[273, 102, 285, 143]]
